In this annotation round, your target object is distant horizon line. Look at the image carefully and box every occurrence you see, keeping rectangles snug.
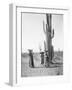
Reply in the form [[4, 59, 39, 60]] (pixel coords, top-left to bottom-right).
[[22, 50, 63, 53]]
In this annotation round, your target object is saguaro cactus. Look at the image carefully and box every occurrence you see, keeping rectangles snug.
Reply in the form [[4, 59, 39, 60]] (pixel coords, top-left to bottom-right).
[[43, 14, 54, 66]]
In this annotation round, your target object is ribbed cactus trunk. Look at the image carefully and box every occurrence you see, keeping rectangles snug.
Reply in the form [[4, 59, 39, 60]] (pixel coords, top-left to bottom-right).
[[46, 14, 52, 63], [43, 14, 54, 67]]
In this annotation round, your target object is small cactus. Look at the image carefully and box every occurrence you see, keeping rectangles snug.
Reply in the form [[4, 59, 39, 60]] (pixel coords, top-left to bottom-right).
[[28, 49, 34, 68]]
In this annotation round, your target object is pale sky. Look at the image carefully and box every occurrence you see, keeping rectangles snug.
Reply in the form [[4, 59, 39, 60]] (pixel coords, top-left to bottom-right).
[[22, 13, 63, 52]]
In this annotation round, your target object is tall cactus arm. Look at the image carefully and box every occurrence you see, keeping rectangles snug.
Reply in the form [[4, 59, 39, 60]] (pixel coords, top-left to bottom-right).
[[52, 29, 54, 38], [39, 43, 42, 52], [44, 40, 46, 52], [46, 14, 49, 27], [43, 20, 46, 34], [51, 29, 54, 39]]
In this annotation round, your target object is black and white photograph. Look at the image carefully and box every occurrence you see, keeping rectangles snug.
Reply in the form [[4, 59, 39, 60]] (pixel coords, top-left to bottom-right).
[[0, 0, 71, 88], [21, 12, 63, 77]]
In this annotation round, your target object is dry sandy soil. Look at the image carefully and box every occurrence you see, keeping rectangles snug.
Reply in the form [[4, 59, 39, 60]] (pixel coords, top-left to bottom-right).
[[21, 51, 63, 77]]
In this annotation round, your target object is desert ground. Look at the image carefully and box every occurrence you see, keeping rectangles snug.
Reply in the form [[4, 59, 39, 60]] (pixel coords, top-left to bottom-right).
[[21, 51, 63, 77]]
